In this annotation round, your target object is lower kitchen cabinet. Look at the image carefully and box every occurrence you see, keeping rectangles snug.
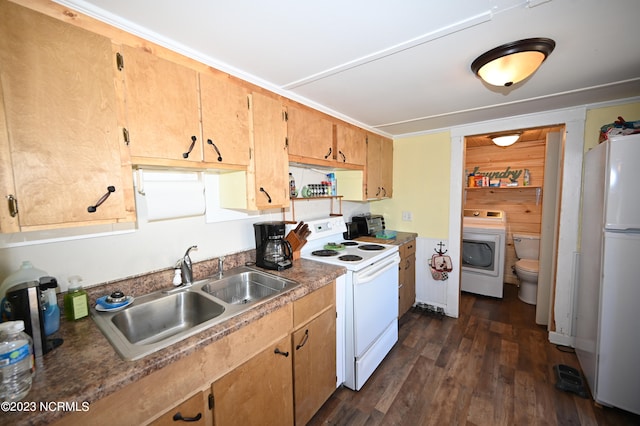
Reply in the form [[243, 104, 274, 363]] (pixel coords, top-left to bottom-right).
[[292, 307, 336, 425], [292, 282, 336, 425], [399, 239, 417, 316], [212, 335, 294, 426], [149, 391, 208, 426], [50, 283, 338, 426]]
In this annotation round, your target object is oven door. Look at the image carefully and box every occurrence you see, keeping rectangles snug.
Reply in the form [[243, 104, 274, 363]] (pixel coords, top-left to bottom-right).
[[352, 254, 400, 357], [462, 230, 500, 277]]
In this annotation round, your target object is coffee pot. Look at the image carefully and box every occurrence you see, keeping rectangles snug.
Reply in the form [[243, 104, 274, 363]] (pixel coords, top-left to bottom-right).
[[254, 222, 293, 271]]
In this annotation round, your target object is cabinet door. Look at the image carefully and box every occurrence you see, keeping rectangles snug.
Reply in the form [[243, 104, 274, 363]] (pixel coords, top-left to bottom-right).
[[365, 133, 393, 199], [0, 1, 134, 230], [200, 73, 251, 166], [399, 240, 417, 316], [293, 308, 336, 426], [121, 45, 201, 162], [149, 391, 207, 426], [250, 92, 288, 209], [212, 336, 293, 426], [380, 137, 393, 198], [286, 104, 334, 161], [336, 123, 366, 166], [366, 134, 383, 199]]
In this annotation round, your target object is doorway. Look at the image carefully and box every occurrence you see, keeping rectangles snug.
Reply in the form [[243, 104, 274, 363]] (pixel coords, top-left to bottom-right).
[[449, 107, 585, 345], [463, 126, 564, 326]]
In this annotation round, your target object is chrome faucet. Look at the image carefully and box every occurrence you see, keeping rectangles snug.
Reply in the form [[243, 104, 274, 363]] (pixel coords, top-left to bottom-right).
[[218, 256, 225, 278], [180, 245, 198, 285]]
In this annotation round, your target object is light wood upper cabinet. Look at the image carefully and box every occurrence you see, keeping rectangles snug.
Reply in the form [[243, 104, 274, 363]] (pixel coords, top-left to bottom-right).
[[200, 73, 251, 166], [380, 136, 393, 198], [120, 45, 202, 162], [286, 103, 334, 161], [212, 335, 294, 426], [286, 102, 368, 170], [336, 123, 367, 166], [249, 92, 289, 209], [366, 133, 393, 199], [0, 1, 135, 232]]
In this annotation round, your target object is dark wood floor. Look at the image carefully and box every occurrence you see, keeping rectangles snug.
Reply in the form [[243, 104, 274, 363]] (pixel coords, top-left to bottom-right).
[[309, 285, 640, 425]]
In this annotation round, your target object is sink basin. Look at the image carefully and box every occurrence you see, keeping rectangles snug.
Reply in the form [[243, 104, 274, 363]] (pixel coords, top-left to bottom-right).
[[92, 266, 299, 360], [111, 291, 225, 345], [201, 271, 297, 305]]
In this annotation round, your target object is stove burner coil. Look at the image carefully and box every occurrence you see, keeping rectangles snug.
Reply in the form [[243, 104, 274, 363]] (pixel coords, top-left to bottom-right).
[[341, 241, 359, 246], [358, 244, 386, 251], [338, 254, 363, 262], [312, 249, 339, 257]]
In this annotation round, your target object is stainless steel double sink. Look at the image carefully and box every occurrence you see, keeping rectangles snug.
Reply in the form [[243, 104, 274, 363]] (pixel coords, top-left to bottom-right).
[[91, 267, 299, 361]]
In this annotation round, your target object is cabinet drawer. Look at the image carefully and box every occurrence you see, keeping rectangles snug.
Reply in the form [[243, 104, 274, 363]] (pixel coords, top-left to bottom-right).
[[400, 239, 417, 258], [150, 391, 206, 426], [293, 282, 335, 328]]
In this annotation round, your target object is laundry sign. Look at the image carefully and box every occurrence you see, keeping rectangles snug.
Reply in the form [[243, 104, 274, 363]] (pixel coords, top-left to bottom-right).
[[469, 166, 522, 181]]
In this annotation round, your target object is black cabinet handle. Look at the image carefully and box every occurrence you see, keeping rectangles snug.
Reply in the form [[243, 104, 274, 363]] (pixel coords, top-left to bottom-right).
[[274, 348, 289, 357], [206, 139, 223, 162], [295, 329, 309, 350], [324, 147, 332, 159], [259, 187, 272, 203], [172, 412, 202, 422], [375, 187, 381, 197], [87, 186, 115, 213], [381, 187, 387, 197], [339, 150, 346, 162], [182, 135, 197, 159]]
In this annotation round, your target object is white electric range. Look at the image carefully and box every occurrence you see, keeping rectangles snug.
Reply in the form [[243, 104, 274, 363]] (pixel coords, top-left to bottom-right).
[[298, 216, 400, 391]]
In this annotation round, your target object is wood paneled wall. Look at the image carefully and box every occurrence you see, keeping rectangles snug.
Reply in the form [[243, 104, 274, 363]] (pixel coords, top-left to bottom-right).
[[464, 139, 546, 285]]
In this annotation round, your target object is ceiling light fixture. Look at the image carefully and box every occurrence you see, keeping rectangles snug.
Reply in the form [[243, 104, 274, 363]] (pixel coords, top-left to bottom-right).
[[471, 38, 555, 87], [491, 134, 521, 147]]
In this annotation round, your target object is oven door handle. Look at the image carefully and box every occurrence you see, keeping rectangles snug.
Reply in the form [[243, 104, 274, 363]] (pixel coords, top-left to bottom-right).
[[354, 254, 400, 284]]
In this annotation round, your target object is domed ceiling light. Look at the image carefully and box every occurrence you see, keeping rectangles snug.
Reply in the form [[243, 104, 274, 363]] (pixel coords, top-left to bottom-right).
[[471, 38, 555, 87], [491, 133, 521, 147]]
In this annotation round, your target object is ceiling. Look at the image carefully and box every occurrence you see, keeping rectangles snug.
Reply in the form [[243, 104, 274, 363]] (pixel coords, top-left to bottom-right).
[[54, 0, 640, 137]]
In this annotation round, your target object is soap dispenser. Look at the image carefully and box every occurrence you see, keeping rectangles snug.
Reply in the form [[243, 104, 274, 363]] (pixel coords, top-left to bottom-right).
[[64, 276, 88, 321]]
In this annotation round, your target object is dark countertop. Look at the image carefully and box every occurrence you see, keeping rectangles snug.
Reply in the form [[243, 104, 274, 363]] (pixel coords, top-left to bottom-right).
[[356, 231, 418, 246], [3, 259, 345, 426]]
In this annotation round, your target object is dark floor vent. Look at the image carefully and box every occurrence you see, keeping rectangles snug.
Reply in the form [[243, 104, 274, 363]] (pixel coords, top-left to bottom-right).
[[412, 302, 445, 319], [554, 364, 589, 398]]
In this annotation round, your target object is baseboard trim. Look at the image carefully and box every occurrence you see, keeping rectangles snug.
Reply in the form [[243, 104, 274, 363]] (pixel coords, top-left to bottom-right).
[[549, 331, 574, 347]]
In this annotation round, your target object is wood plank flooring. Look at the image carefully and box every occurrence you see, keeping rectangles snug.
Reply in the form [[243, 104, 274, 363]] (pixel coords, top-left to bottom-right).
[[309, 285, 640, 425]]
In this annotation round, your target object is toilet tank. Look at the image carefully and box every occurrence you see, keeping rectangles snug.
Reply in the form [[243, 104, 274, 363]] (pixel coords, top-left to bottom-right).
[[513, 233, 540, 259]]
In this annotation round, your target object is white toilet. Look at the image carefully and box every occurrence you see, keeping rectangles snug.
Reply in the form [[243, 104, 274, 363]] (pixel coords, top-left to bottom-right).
[[513, 233, 540, 305]]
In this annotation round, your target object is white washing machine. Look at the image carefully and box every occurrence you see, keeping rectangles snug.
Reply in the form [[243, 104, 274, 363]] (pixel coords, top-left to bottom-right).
[[461, 209, 506, 298]]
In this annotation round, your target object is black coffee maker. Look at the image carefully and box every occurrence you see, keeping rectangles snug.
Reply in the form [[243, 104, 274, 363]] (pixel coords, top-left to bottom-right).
[[254, 222, 293, 271]]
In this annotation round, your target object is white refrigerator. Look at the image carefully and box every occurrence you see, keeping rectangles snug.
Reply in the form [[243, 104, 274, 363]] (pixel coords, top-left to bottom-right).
[[575, 133, 640, 415]]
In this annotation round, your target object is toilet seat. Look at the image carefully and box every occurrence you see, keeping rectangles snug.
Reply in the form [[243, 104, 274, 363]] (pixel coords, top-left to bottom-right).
[[516, 259, 539, 273]]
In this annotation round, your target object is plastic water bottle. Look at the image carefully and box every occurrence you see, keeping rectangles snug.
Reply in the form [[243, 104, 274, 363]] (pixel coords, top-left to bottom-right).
[[0, 320, 34, 402]]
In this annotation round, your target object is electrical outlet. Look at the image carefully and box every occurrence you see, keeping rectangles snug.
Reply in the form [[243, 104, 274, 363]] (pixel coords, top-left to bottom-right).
[[402, 211, 413, 221]]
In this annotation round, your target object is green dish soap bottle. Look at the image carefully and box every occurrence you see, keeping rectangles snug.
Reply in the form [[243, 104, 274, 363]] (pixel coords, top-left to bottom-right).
[[64, 276, 88, 321]]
